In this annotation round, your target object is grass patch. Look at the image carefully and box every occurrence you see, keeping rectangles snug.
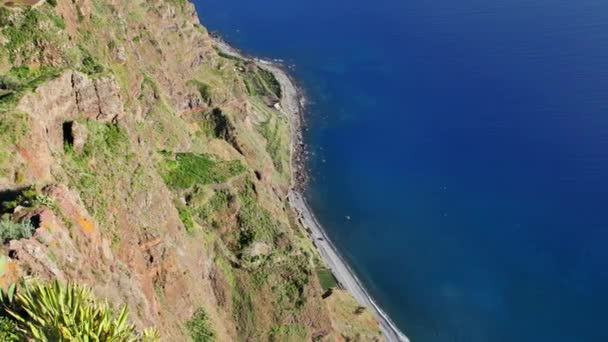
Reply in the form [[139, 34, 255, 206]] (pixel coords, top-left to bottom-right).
[[273, 254, 311, 312], [48, 13, 65, 29], [268, 324, 308, 342], [140, 74, 160, 98], [256, 67, 281, 98], [196, 112, 219, 138], [0, 66, 61, 112], [317, 268, 338, 291], [0, 66, 60, 90], [196, 189, 231, 229], [136, 79, 192, 150], [259, 118, 285, 173], [188, 79, 212, 106], [159, 152, 245, 189], [236, 182, 281, 250], [232, 279, 256, 341], [178, 206, 196, 234], [74, 121, 129, 157], [215, 49, 241, 61], [214, 255, 236, 289], [176, 187, 233, 234], [239, 63, 281, 98], [0, 111, 27, 176], [63, 121, 131, 241]]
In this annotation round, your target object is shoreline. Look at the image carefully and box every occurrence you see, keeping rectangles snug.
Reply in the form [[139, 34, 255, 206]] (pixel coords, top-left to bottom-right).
[[210, 35, 309, 189], [212, 35, 409, 342]]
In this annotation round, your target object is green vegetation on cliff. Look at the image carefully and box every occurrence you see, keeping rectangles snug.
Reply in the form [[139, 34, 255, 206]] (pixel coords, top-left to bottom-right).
[[0, 1, 381, 340], [0, 66, 61, 111], [159, 152, 245, 189], [317, 268, 339, 291], [185, 308, 215, 342], [0, 219, 34, 243], [0, 111, 27, 176], [238, 62, 281, 99], [63, 121, 132, 244]]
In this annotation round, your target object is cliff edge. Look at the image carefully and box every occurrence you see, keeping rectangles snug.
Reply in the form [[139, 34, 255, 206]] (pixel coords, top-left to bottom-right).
[[0, 1, 383, 341]]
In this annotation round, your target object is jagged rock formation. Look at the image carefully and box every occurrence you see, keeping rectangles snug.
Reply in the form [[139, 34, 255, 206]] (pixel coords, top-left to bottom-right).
[[0, 1, 383, 341]]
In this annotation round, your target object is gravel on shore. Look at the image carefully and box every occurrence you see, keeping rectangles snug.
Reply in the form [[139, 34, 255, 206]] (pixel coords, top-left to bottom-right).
[[288, 192, 410, 342], [212, 36, 409, 342]]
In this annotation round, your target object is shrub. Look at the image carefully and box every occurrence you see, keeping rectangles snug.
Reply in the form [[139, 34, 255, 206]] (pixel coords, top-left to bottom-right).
[[77, 46, 105, 75], [0, 281, 159, 341], [1, 187, 55, 215], [81, 54, 104, 75], [185, 308, 215, 342], [0, 219, 34, 243]]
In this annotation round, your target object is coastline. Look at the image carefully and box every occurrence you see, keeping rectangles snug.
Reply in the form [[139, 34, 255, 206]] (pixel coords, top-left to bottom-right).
[[212, 35, 409, 342], [211, 36, 309, 188]]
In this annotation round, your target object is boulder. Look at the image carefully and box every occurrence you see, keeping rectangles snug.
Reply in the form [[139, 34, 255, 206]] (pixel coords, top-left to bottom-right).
[[243, 241, 272, 258]]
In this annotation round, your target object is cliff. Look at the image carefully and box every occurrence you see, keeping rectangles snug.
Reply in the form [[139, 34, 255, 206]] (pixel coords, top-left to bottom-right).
[[0, 0, 382, 341]]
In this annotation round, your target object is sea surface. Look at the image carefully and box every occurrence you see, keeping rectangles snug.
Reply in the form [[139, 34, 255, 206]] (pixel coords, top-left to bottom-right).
[[193, 0, 608, 341]]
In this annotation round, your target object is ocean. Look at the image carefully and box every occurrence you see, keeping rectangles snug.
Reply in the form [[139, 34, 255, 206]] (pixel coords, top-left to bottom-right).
[[192, 0, 608, 341]]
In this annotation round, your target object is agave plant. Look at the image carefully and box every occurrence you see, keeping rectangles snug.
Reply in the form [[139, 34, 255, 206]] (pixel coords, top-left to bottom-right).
[[0, 281, 159, 342]]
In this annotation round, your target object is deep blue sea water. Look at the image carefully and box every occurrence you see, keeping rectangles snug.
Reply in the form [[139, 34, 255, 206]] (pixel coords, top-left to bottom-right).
[[193, 0, 608, 341]]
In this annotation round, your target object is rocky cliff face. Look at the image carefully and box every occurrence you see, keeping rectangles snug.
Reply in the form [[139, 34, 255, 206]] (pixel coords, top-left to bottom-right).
[[0, 1, 382, 341]]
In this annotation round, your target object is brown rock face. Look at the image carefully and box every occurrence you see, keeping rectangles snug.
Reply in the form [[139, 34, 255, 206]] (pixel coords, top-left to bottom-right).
[[72, 73, 99, 118], [13, 71, 124, 185], [72, 73, 124, 122], [6, 185, 157, 328]]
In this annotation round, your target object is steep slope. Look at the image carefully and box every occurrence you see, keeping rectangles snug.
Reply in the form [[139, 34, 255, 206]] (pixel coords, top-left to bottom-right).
[[0, 1, 382, 341]]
